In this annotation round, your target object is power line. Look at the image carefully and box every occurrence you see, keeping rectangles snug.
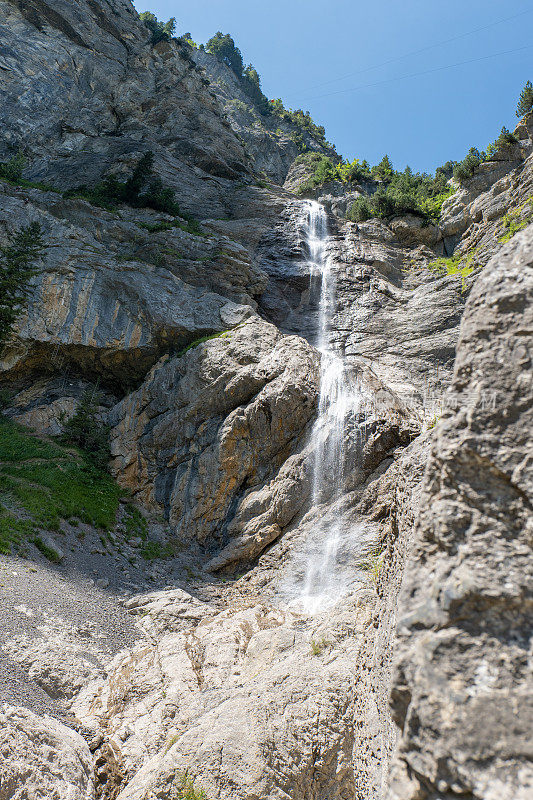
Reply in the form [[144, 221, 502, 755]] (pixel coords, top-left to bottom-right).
[[286, 8, 532, 100], [303, 43, 532, 102]]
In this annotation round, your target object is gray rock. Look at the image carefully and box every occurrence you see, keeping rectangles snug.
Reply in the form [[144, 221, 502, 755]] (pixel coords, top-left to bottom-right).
[[110, 318, 320, 564], [387, 225, 533, 800], [0, 703, 95, 799]]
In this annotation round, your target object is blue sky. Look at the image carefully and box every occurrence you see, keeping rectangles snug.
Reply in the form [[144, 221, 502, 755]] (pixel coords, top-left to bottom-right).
[[132, 0, 532, 174]]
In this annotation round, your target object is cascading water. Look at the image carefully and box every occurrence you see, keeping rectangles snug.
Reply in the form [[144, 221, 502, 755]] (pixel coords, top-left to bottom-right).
[[288, 200, 371, 614]]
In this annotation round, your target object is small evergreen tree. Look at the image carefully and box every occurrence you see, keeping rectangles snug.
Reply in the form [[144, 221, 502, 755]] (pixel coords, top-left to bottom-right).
[[61, 390, 111, 471], [371, 155, 394, 181], [0, 151, 26, 182], [486, 126, 518, 158], [0, 222, 45, 350], [347, 196, 373, 222], [453, 147, 484, 182], [139, 11, 176, 44], [516, 80, 533, 117]]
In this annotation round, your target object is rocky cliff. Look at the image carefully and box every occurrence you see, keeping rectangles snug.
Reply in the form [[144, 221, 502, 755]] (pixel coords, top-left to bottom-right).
[[0, 2, 531, 800]]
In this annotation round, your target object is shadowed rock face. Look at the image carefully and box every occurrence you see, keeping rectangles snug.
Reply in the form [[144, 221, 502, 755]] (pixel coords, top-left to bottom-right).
[[110, 318, 320, 564], [0, 0, 249, 207], [387, 227, 533, 800]]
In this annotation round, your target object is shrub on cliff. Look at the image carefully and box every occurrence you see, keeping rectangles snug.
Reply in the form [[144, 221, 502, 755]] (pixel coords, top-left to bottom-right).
[[0, 151, 25, 182], [0, 222, 45, 351], [139, 11, 176, 44], [206, 32, 244, 76], [297, 156, 338, 193], [347, 196, 373, 222], [516, 80, 533, 117], [270, 99, 331, 149], [66, 152, 181, 215], [345, 164, 454, 223]]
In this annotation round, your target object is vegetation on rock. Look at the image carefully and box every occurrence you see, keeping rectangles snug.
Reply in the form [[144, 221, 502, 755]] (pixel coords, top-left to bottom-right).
[[0, 151, 25, 182], [516, 79, 533, 117], [269, 99, 332, 149], [0, 416, 122, 556], [498, 195, 533, 243], [344, 161, 454, 223], [453, 127, 518, 182], [177, 330, 231, 358], [0, 152, 58, 192], [427, 249, 481, 291], [206, 32, 270, 113], [65, 151, 181, 215], [139, 11, 176, 44], [59, 390, 111, 471], [0, 222, 45, 350]]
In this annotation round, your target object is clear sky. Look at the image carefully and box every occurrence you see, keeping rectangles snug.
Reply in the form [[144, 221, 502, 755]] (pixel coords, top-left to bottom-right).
[[132, 0, 532, 174]]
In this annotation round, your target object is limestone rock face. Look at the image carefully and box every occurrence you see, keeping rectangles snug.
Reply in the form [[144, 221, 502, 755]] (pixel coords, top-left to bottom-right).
[[387, 225, 533, 800], [0, 704, 95, 800], [0, 186, 256, 392], [0, 0, 249, 212], [193, 50, 337, 185], [73, 587, 372, 800], [110, 318, 320, 563]]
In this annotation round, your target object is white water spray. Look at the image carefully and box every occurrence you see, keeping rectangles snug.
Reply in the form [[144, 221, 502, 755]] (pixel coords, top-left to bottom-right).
[[293, 201, 370, 614]]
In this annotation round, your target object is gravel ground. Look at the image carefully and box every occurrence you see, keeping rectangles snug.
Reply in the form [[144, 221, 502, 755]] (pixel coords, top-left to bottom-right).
[[0, 521, 227, 724], [0, 554, 142, 722]]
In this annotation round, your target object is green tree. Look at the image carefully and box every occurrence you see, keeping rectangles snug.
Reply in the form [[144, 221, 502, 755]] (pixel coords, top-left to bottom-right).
[[453, 147, 484, 182], [66, 152, 180, 215], [0, 151, 26, 182], [206, 32, 244, 77], [516, 80, 533, 117], [244, 64, 260, 88], [60, 390, 111, 471], [486, 126, 518, 158], [347, 196, 373, 222], [371, 155, 394, 181], [0, 223, 45, 350], [182, 32, 197, 48], [139, 11, 176, 44]]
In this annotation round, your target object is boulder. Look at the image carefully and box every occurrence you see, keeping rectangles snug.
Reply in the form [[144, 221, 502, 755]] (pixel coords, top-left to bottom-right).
[[0, 704, 94, 800]]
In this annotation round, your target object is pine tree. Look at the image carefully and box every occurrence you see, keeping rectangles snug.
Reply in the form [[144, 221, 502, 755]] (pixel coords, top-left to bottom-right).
[[516, 80, 533, 117], [371, 155, 394, 181], [0, 223, 45, 349]]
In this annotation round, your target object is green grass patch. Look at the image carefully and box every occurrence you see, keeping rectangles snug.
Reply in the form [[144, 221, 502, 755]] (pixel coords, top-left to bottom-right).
[[170, 772, 208, 800], [124, 505, 148, 541], [141, 540, 176, 560], [0, 175, 59, 193], [499, 196, 533, 243], [0, 416, 123, 557], [177, 330, 231, 358], [33, 535, 62, 563], [427, 248, 480, 292], [310, 637, 329, 656]]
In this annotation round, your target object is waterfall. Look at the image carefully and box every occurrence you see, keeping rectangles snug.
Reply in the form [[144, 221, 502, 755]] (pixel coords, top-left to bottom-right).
[[290, 200, 370, 615]]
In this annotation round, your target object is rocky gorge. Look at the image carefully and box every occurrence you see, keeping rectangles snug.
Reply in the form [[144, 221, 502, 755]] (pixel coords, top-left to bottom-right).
[[0, 2, 532, 800]]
